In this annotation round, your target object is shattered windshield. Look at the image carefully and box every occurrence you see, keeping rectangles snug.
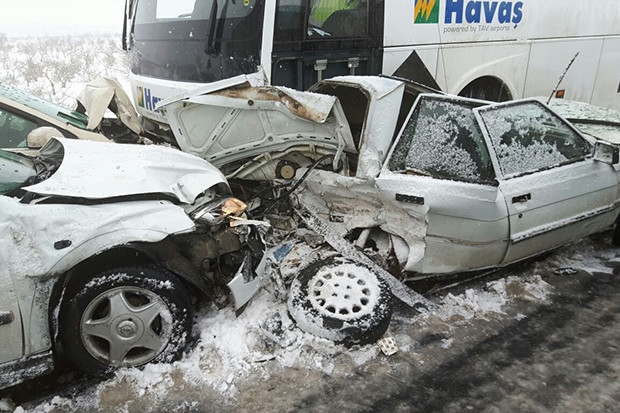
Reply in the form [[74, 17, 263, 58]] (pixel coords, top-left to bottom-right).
[[0, 149, 36, 194], [389, 96, 495, 184], [478, 101, 592, 178]]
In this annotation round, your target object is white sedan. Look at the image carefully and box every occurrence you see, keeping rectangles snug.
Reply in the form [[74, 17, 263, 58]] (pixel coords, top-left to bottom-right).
[[285, 91, 620, 345], [0, 138, 264, 389], [161, 75, 620, 345], [295, 91, 620, 277]]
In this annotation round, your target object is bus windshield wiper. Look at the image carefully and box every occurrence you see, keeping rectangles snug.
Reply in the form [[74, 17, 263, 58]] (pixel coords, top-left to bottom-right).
[[206, 0, 233, 56], [205, 0, 219, 55]]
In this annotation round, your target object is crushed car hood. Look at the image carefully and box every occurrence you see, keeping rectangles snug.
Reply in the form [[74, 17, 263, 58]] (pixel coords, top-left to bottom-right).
[[157, 72, 355, 179], [25, 138, 228, 203]]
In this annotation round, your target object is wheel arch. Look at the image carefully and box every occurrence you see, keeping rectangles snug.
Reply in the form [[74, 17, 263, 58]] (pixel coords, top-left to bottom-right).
[[457, 75, 514, 102], [47, 244, 211, 351]]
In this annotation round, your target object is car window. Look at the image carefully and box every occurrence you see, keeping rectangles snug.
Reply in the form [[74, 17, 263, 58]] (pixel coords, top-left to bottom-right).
[[307, 0, 368, 38], [0, 108, 39, 148], [0, 149, 36, 194], [388, 96, 495, 184], [478, 101, 592, 178]]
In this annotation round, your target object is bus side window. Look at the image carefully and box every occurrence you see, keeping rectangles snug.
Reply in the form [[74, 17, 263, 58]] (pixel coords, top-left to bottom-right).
[[308, 0, 368, 37], [275, 1, 305, 42]]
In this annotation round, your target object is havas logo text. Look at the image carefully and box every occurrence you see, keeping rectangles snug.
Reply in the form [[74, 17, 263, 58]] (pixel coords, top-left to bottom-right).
[[137, 86, 162, 112], [446, 0, 523, 27], [415, 0, 524, 27]]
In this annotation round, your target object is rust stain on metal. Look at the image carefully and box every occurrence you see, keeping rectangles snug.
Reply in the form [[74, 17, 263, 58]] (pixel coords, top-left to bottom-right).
[[212, 86, 329, 123]]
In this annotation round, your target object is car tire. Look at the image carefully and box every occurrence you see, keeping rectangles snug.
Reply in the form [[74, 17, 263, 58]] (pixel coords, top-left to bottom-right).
[[58, 266, 193, 375], [287, 257, 393, 347]]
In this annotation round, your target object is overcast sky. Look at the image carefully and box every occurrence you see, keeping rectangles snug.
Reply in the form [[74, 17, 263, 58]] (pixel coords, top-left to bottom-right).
[[0, 0, 125, 36]]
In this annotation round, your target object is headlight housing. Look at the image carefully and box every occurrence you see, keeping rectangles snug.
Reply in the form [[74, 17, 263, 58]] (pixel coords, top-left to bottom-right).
[[190, 197, 248, 225]]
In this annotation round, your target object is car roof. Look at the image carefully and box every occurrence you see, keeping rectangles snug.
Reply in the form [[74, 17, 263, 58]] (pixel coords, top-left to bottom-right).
[[0, 83, 90, 129]]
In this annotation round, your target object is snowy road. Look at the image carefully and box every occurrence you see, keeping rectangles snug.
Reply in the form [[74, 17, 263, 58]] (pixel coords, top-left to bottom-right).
[[270, 260, 620, 412], [2, 233, 620, 412]]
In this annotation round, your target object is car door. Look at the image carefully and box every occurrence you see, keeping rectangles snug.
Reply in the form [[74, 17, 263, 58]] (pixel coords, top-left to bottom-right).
[[375, 94, 510, 275], [475, 100, 619, 264], [0, 269, 23, 363]]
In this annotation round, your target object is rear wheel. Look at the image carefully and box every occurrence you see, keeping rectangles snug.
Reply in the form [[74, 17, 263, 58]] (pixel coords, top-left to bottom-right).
[[59, 266, 193, 375], [288, 258, 393, 346]]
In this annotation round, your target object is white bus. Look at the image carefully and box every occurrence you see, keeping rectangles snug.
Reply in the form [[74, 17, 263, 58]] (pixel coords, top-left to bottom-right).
[[123, 0, 620, 123]]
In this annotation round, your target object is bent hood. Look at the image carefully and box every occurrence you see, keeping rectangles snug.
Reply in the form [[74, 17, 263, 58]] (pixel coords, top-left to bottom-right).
[[24, 138, 229, 203], [156, 72, 353, 178]]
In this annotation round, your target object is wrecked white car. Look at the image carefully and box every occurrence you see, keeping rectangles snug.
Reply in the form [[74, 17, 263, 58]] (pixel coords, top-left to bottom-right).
[[158, 75, 620, 345], [0, 137, 265, 389], [156, 71, 365, 181], [160, 74, 620, 276]]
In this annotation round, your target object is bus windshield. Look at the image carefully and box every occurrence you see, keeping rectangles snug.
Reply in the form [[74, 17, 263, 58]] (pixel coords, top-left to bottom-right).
[[129, 0, 265, 83]]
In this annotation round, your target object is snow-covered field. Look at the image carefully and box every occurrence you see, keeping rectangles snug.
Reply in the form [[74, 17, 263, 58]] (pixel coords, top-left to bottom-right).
[[0, 35, 129, 108]]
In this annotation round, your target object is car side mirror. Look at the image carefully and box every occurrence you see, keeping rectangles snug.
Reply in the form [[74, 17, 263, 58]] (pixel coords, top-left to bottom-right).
[[593, 141, 619, 165], [26, 126, 65, 149]]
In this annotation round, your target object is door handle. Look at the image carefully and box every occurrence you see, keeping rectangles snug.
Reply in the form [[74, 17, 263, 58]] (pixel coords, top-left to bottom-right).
[[395, 193, 425, 205], [512, 193, 531, 204], [0, 311, 14, 325]]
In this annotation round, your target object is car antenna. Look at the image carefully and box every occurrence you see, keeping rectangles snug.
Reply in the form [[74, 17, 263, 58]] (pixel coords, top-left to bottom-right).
[[547, 52, 580, 104]]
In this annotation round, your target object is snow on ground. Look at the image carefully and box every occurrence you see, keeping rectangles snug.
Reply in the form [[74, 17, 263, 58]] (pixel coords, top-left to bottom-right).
[[8, 237, 583, 412]]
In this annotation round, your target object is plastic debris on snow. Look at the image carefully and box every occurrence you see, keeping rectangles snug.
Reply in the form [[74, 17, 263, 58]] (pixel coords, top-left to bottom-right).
[[378, 337, 398, 356], [430, 275, 553, 322]]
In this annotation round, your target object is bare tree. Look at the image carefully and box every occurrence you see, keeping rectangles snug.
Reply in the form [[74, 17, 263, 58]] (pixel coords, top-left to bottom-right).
[[0, 34, 130, 107]]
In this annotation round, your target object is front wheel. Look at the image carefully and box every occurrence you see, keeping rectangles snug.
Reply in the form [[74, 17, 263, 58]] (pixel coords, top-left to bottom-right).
[[58, 266, 193, 375]]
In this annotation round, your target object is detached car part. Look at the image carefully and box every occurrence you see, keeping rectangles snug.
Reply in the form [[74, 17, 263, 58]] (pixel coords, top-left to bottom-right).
[[288, 257, 393, 347]]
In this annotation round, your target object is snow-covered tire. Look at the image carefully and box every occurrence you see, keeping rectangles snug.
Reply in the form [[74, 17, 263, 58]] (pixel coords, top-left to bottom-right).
[[58, 266, 193, 375], [287, 257, 393, 346]]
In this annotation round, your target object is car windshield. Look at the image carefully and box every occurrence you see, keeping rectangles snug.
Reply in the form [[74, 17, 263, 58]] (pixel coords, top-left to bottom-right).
[[0, 149, 36, 194]]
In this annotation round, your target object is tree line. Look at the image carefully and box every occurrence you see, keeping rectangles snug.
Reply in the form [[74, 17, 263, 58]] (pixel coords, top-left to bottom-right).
[[0, 34, 129, 108]]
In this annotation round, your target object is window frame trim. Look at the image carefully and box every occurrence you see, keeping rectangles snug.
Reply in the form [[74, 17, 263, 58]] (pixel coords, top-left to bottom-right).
[[474, 98, 594, 181], [384, 93, 498, 186]]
